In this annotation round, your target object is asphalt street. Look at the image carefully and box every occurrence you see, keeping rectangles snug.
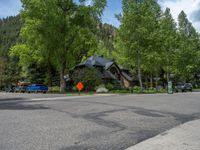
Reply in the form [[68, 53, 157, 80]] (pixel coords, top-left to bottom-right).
[[0, 92, 200, 150]]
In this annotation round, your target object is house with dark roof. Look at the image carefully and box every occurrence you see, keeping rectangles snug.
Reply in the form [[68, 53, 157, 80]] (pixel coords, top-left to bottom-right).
[[74, 56, 134, 88]]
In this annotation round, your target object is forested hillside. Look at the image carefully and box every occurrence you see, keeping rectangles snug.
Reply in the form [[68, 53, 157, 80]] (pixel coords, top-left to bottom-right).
[[98, 23, 116, 51], [0, 15, 22, 89], [0, 15, 21, 57]]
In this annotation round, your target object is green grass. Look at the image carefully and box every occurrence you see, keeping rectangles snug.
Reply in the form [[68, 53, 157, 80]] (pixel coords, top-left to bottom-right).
[[48, 86, 168, 95]]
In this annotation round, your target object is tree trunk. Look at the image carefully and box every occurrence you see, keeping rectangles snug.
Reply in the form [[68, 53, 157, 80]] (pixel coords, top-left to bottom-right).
[[60, 62, 66, 93], [166, 72, 170, 83], [138, 68, 143, 92], [155, 73, 158, 92], [145, 75, 148, 89], [47, 61, 52, 88], [137, 50, 143, 91], [150, 73, 153, 89], [0, 78, 2, 91]]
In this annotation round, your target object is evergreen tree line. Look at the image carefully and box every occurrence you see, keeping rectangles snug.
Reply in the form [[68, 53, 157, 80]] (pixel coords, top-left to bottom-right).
[[0, 15, 22, 89]]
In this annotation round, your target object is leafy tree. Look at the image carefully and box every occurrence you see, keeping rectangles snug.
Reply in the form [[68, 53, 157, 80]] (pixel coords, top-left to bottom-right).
[[3, 1, 200, 91], [142, 51, 162, 89], [175, 11, 200, 81], [115, 0, 161, 90], [159, 8, 178, 83], [11, 0, 106, 92], [72, 68, 102, 91]]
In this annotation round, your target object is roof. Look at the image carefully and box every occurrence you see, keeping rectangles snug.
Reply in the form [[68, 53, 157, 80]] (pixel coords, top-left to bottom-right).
[[121, 71, 133, 81], [75, 56, 114, 69], [74, 56, 134, 85], [18, 81, 31, 86]]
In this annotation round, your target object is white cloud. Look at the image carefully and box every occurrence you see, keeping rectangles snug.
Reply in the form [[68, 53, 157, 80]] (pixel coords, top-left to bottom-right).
[[1, 0, 200, 31], [159, 0, 200, 31], [85, 0, 93, 6], [0, 0, 21, 18]]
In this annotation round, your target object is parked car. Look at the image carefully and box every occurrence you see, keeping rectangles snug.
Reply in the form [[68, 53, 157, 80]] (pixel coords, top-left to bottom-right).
[[5, 85, 15, 93], [14, 86, 27, 93], [175, 83, 193, 92], [26, 84, 48, 93], [14, 86, 20, 93]]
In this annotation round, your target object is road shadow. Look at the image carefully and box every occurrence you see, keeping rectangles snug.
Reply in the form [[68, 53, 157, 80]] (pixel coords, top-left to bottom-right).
[[0, 97, 26, 102], [0, 100, 49, 110], [60, 145, 88, 150]]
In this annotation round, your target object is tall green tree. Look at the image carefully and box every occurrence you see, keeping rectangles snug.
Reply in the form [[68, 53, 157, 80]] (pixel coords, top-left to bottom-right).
[[175, 11, 200, 81], [159, 8, 178, 82], [11, 0, 106, 92], [115, 0, 161, 90]]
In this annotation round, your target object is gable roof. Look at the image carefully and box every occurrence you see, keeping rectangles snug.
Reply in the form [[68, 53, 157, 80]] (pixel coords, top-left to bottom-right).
[[74, 56, 134, 83], [75, 56, 114, 69], [121, 71, 133, 81]]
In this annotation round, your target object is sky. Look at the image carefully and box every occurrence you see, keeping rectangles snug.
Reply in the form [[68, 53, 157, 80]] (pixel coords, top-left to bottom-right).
[[0, 0, 200, 31]]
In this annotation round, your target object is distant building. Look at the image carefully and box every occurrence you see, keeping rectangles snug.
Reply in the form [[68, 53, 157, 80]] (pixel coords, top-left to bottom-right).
[[74, 56, 134, 88]]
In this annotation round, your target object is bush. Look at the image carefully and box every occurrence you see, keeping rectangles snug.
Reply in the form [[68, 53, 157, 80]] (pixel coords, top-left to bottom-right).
[[143, 88, 156, 94], [111, 89, 131, 93], [129, 86, 166, 94], [131, 86, 142, 93], [72, 68, 102, 91], [72, 86, 77, 92], [157, 88, 167, 93], [48, 86, 60, 93], [95, 84, 106, 90], [105, 83, 114, 90]]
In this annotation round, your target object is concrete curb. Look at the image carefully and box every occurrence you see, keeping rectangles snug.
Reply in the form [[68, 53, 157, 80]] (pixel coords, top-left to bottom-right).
[[126, 119, 200, 150]]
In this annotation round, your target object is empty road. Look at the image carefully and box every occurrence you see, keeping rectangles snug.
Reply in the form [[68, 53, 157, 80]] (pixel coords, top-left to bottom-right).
[[0, 92, 200, 150]]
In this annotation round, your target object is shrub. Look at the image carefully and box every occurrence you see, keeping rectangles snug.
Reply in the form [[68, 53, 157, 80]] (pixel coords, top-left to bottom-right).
[[72, 86, 77, 92], [95, 84, 106, 90], [72, 68, 102, 91], [111, 89, 131, 93], [48, 86, 60, 93], [105, 83, 114, 90], [143, 88, 156, 94], [131, 86, 142, 93]]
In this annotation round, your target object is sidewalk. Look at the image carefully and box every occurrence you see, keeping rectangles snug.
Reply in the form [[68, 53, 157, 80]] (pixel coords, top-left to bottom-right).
[[126, 119, 200, 150]]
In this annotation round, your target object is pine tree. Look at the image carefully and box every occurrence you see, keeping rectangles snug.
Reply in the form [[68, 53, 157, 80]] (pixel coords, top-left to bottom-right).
[[0, 15, 22, 89]]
